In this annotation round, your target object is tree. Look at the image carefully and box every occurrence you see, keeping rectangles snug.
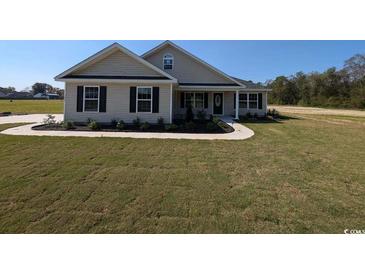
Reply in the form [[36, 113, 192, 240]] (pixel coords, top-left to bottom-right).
[[0, 86, 16, 94], [31, 83, 52, 95], [344, 54, 365, 81]]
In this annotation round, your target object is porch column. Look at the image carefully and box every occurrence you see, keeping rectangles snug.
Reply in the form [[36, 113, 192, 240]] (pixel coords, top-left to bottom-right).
[[169, 84, 173, 124], [235, 90, 239, 120]]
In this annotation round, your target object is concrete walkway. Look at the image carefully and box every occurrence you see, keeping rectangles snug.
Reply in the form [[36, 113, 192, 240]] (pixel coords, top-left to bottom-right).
[[0, 114, 254, 140]]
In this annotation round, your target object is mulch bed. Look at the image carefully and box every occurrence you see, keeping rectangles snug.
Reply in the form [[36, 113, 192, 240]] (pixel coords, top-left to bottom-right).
[[32, 119, 234, 134]]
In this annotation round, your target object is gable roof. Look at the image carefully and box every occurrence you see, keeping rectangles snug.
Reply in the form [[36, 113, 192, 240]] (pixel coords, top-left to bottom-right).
[[231, 77, 270, 90], [141, 41, 246, 87], [55, 43, 177, 82]]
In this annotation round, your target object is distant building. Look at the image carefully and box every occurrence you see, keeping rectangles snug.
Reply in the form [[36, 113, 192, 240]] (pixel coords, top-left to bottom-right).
[[33, 93, 60, 99], [6, 91, 33, 99]]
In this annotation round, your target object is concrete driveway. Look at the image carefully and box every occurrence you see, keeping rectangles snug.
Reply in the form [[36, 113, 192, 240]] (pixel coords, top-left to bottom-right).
[[0, 114, 254, 140]]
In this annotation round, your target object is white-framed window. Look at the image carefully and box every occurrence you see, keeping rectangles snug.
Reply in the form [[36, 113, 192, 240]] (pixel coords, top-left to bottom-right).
[[84, 86, 99, 112], [239, 93, 248, 109], [249, 93, 258, 109], [163, 54, 173, 70], [137, 87, 152, 112], [185, 92, 205, 108]]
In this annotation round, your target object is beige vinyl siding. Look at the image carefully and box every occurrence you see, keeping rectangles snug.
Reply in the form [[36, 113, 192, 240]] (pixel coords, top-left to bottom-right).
[[64, 83, 171, 123], [72, 50, 161, 77], [145, 45, 235, 84]]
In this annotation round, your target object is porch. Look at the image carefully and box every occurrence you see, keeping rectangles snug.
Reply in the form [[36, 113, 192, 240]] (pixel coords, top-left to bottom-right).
[[172, 89, 268, 120]]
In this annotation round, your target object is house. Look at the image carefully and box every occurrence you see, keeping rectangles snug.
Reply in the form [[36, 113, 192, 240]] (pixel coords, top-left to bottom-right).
[[6, 91, 33, 99], [33, 93, 60, 100], [55, 41, 270, 124]]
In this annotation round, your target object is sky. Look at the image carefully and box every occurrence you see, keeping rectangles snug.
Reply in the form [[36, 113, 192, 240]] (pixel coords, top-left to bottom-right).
[[1, 40, 365, 91]]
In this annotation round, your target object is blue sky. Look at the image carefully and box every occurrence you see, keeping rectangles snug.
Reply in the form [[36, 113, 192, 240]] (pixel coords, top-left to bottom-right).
[[1, 40, 365, 91]]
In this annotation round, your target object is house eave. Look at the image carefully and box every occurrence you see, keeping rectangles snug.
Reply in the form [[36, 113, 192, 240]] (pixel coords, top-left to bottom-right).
[[56, 78, 177, 84]]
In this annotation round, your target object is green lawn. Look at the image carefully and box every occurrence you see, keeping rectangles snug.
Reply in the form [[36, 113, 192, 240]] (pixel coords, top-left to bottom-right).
[[0, 100, 63, 114], [0, 114, 364, 233]]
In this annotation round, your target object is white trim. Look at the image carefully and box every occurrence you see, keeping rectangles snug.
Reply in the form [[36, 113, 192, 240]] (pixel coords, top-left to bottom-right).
[[169, 84, 173, 124], [163, 53, 174, 70], [136, 86, 153, 113], [83, 86, 100, 113], [212, 92, 224, 116], [60, 79, 176, 84], [141, 41, 246, 88], [54, 43, 177, 82]]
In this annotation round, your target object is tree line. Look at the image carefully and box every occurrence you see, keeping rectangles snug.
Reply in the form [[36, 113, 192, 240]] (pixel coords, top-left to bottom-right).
[[267, 54, 365, 109], [0, 83, 64, 98]]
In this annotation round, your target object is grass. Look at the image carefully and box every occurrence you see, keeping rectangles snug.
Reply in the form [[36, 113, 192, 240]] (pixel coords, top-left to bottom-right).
[[0, 113, 364, 233], [0, 100, 63, 114]]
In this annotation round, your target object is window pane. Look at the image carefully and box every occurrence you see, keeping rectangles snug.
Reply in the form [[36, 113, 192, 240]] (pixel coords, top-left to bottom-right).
[[185, 93, 194, 107], [249, 94, 257, 101], [239, 93, 247, 108], [249, 94, 258, 109], [85, 87, 98, 99], [137, 88, 151, 99], [84, 100, 98, 111], [164, 64, 172, 69], [138, 101, 151, 112], [195, 93, 204, 108]]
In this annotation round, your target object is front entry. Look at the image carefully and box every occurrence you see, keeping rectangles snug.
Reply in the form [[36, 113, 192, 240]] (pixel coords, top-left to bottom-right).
[[213, 93, 224, 115]]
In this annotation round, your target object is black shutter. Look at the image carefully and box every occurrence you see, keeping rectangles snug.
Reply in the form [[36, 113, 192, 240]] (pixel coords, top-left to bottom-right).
[[258, 93, 263, 109], [99, 86, 107, 112], [130, 87, 136, 113], [152, 87, 159, 113], [180, 92, 185, 108], [234, 93, 236, 109], [77, 86, 83, 112], [204, 93, 208, 109]]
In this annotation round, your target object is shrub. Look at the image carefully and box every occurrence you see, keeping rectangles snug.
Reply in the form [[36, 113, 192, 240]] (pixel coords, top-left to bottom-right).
[[43, 114, 57, 125], [116, 120, 125, 130], [212, 117, 220, 124], [185, 105, 194, 122], [253, 113, 258, 119], [63, 120, 74, 130], [246, 112, 252, 119], [185, 121, 196, 130], [209, 114, 214, 121], [133, 117, 140, 127], [157, 117, 164, 127], [165, 123, 178, 131], [271, 108, 280, 118], [88, 120, 100, 131], [110, 119, 118, 128], [206, 121, 218, 131], [140, 122, 150, 131], [197, 110, 206, 122]]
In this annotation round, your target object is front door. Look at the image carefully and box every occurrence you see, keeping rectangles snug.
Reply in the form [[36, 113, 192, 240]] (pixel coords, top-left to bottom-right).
[[213, 93, 224, 115]]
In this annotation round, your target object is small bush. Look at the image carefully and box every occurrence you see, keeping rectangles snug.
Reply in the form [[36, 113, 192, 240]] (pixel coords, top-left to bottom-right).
[[253, 113, 258, 119], [43, 114, 57, 125], [133, 117, 140, 127], [206, 121, 218, 131], [110, 119, 118, 128], [197, 110, 206, 122], [209, 114, 214, 121], [212, 117, 220, 124], [116, 120, 125, 130], [88, 120, 100, 131], [157, 117, 164, 127], [185, 105, 194, 122], [63, 120, 74, 130], [246, 112, 252, 119], [185, 121, 196, 130], [165, 124, 178, 131], [140, 122, 150, 131], [271, 108, 280, 118]]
